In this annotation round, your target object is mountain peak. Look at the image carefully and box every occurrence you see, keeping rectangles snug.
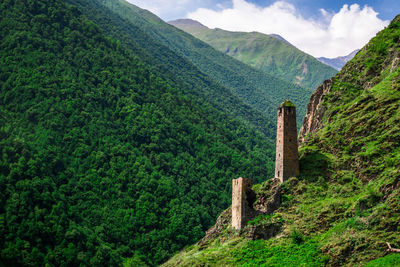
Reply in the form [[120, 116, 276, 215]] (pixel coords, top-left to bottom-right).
[[168, 18, 209, 30], [269, 33, 292, 46], [317, 49, 360, 70]]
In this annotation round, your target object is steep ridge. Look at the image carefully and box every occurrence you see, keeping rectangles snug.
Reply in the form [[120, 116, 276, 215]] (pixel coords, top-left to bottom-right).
[[93, 0, 311, 126], [0, 0, 276, 265], [164, 15, 400, 266], [169, 19, 337, 91]]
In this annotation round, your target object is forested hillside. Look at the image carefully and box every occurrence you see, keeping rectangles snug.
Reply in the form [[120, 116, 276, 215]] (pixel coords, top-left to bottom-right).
[[0, 0, 276, 265], [67, 0, 274, 136], [164, 14, 400, 267], [91, 0, 310, 126], [169, 19, 337, 92]]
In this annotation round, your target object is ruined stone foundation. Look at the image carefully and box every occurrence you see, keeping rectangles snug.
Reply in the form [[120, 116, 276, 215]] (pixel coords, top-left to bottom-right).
[[232, 177, 252, 230]]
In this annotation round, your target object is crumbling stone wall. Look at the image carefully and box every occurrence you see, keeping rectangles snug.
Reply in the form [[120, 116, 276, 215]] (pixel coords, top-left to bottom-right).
[[232, 177, 253, 230]]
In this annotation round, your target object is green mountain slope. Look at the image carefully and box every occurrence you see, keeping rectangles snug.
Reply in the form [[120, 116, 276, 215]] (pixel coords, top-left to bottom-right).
[[93, 0, 311, 126], [164, 15, 400, 267], [67, 0, 274, 137], [0, 0, 276, 265], [169, 19, 337, 92]]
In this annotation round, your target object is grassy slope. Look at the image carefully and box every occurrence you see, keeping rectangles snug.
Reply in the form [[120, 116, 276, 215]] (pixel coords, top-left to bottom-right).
[[169, 19, 337, 92], [96, 0, 310, 127], [163, 15, 400, 267]]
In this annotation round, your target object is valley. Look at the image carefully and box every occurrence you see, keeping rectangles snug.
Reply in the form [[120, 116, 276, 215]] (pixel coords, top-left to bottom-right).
[[0, 0, 398, 266]]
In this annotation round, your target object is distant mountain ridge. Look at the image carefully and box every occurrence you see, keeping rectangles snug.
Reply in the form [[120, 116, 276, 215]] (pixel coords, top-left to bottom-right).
[[317, 49, 360, 70], [170, 18, 206, 29], [169, 19, 292, 46], [169, 18, 337, 91], [99, 5, 313, 127]]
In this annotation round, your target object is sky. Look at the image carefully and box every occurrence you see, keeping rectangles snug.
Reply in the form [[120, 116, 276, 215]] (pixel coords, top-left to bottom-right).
[[126, 0, 399, 58]]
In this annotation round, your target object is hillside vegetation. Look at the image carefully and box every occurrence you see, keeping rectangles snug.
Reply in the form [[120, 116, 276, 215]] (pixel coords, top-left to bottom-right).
[[164, 15, 400, 267], [169, 19, 337, 92], [0, 0, 276, 265], [67, 0, 274, 136], [94, 0, 311, 126]]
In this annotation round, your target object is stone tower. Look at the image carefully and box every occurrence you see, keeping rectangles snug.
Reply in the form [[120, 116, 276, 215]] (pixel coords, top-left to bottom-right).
[[275, 100, 299, 183], [232, 177, 252, 230]]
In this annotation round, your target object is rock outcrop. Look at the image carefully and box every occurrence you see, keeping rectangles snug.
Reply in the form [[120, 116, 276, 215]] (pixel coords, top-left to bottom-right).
[[254, 178, 281, 214], [298, 78, 334, 144], [199, 208, 232, 245], [299, 21, 400, 145]]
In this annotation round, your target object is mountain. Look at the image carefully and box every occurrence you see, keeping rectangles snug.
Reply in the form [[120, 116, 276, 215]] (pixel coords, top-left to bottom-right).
[[164, 15, 400, 266], [318, 49, 360, 70], [93, 1, 312, 127], [67, 0, 275, 137], [269, 33, 292, 45], [169, 19, 337, 91], [168, 18, 206, 30], [0, 0, 279, 265]]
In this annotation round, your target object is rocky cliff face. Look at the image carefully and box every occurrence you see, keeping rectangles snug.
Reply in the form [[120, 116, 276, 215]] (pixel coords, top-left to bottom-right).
[[298, 78, 333, 144], [300, 15, 400, 144]]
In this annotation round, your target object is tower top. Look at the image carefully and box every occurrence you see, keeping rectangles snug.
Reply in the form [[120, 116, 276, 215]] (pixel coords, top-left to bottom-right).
[[279, 99, 296, 108]]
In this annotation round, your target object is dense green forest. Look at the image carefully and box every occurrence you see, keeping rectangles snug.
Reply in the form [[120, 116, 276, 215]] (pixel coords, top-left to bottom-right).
[[169, 19, 337, 92], [91, 0, 310, 127], [165, 15, 400, 266], [0, 0, 276, 265], [66, 0, 274, 137]]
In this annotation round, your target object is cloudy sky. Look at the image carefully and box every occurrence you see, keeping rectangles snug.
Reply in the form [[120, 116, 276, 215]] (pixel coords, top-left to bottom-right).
[[126, 0, 399, 58]]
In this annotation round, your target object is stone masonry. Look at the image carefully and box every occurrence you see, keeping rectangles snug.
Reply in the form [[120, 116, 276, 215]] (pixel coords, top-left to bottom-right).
[[275, 100, 299, 182], [230, 100, 298, 231], [232, 177, 252, 230]]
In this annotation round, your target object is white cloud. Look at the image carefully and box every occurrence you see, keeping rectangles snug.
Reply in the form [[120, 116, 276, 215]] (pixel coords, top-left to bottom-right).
[[126, 0, 219, 21], [126, 0, 190, 18], [187, 0, 389, 58]]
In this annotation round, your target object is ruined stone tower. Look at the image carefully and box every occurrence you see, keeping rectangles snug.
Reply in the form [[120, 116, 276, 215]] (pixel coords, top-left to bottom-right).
[[275, 100, 299, 183], [232, 177, 252, 230]]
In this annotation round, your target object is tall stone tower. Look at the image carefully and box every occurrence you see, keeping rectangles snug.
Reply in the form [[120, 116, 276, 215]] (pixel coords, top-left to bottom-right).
[[275, 100, 299, 183], [232, 177, 252, 230]]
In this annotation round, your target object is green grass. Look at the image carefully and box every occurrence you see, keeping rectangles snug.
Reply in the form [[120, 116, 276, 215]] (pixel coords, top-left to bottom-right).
[[364, 254, 400, 267], [229, 239, 328, 267]]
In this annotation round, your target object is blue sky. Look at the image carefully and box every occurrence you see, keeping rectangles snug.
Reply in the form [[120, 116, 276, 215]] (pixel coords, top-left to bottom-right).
[[245, 0, 397, 21], [126, 0, 398, 21], [126, 0, 398, 57]]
